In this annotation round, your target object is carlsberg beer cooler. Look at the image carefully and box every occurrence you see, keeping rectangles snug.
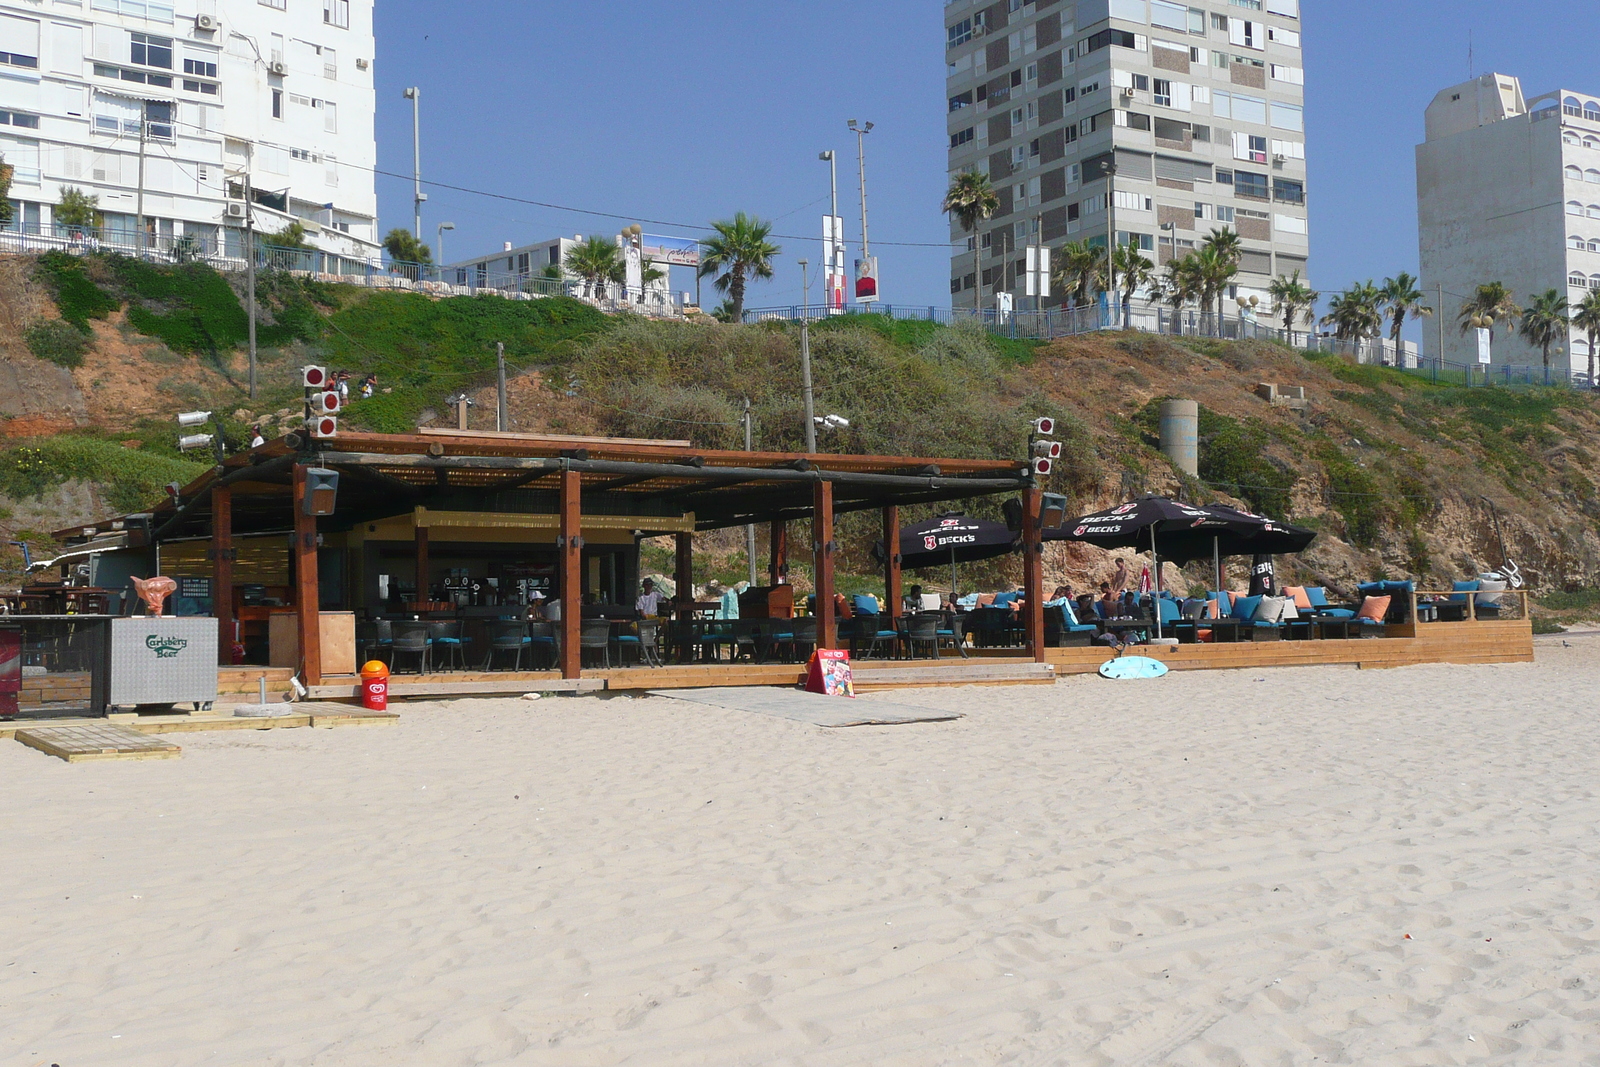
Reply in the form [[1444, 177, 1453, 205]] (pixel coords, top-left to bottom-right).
[[108, 617, 219, 708]]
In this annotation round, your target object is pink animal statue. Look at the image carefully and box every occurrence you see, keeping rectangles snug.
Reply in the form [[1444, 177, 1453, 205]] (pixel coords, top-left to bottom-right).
[[130, 575, 178, 617]]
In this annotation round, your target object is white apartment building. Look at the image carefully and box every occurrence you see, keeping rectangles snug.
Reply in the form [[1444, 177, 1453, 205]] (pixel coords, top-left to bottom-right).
[[1417, 73, 1600, 374], [944, 0, 1309, 312], [445, 235, 684, 308], [0, 0, 377, 264]]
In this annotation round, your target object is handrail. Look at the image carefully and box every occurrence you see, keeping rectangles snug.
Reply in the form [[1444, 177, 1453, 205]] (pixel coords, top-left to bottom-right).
[[1409, 588, 1530, 623]]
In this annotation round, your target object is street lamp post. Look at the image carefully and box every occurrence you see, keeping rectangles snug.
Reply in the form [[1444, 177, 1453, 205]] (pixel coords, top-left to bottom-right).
[[436, 221, 454, 269], [798, 258, 817, 454], [847, 119, 874, 300], [1100, 159, 1117, 327], [403, 87, 425, 240]]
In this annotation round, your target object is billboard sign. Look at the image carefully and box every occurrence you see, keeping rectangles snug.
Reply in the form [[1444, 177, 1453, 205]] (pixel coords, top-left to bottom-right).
[[854, 255, 879, 303], [823, 215, 847, 308], [640, 235, 700, 267]]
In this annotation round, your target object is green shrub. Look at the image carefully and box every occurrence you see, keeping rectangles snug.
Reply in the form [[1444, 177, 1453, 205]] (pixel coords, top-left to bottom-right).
[[1537, 588, 1600, 612], [1531, 617, 1566, 634], [25, 319, 90, 368], [1316, 442, 1383, 547], [1131, 399, 1296, 517], [34, 251, 119, 331], [0, 437, 205, 513]]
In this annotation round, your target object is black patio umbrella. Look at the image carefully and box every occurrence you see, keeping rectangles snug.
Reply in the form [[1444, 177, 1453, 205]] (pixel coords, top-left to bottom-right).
[[1196, 504, 1317, 591], [891, 512, 1018, 600], [1046, 497, 1318, 636]]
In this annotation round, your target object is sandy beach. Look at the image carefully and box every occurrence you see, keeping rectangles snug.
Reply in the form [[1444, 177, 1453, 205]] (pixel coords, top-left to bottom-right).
[[4, 635, 1599, 1066]]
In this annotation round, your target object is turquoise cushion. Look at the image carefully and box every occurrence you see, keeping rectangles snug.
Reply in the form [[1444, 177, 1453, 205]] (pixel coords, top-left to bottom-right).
[[1319, 608, 1355, 620], [993, 592, 1018, 607], [1449, 579, 1479, 603], [1232, 594, 1264, 620], [852, 595, 880, 615], [1305, 586, 1330, 608]]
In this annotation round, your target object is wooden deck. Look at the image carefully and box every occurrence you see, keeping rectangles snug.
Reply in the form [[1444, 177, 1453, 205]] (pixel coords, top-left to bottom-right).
[[14, 723, 182, 762]]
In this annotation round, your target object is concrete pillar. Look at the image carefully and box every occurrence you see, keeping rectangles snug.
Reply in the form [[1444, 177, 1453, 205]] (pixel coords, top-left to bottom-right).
[[1159, 399, 1199, 477]]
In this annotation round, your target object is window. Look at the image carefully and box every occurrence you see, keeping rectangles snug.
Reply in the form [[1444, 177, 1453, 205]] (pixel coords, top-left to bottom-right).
[[1082, 28, 1137, 54], [1230, 0, 1262, 8], [1217, 168, 1234, 185], [1588, 103, 1600, 121], [1216, 205, 1235, 222], [260, 0, 287, 7], [1212, 13, 1229, 30], [1012, 145, 1026, 165], [1192, 124, 1210, 141], [947, 17, 973, 47], [1592, 273, 1600, 288], [949, 91, 972, 112], [1067, 202, 1080, 221], [1568, 165, 1584, 182], [1270, 64, 1303, 84], [1233, 132, 1267, 162], [1588, 205, 1600, 219], [1565, 132, 1582, 146], [1189, 6, 1207, 33], [183, 78, 219, 95], [1131, 73, 1150, 92], [130, 33, 173, 70], [1063, 85, 1077, 103], [0, 108, 40, 129], [1153, 78, 1172, 106], [1570, 271, 1588, 287], [1114, 190, 1151, 211], [323, 0, 350, 28], [1570, 235, 1586, 250], [271, 88, 283, 119], [1587, 136, 1600, 149], [1564, 96, 1583, 118], [1588, 169, 1600, 183], [1194, 201, 1212, 219], [1234, 170, 1269, 198], [1012, 107, 1024, 124], [1569, 200, 1584, 216], [1270, 101, 1303, 132], [1029, 137, 1040, 157], [324, 100, 337, 133], [1272, 178, 1303, 203], [1152, 0, 1188, 30], [0, 13, 39, 69], [1266, 25, 1300, 47], [183, 57, 217, 78]]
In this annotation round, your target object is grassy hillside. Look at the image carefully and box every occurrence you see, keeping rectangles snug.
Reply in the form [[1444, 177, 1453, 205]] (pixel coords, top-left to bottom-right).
[[2, 251, 1600, 617]]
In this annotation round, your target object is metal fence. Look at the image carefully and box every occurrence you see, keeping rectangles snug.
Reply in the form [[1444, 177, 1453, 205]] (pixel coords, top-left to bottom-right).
[[741, 301, 1596, 391], [0, 224, 687, 316]]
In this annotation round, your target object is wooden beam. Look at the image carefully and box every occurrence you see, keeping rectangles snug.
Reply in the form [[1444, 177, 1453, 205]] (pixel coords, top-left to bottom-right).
[[413, 523, 429, 604], [212, 484, 234, 666], [292, 464, 322, 687], [813, 480, 836, 650], [1022, 486, 1044, 663], [768, 520, 787, 586], [883, 505, 902, 623], [674, 530, 694, 662], [558, 467, 582, 679]]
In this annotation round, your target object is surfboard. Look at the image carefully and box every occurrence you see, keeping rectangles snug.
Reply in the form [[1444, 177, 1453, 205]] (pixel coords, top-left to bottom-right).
[[1098, 655, 1169, 680]]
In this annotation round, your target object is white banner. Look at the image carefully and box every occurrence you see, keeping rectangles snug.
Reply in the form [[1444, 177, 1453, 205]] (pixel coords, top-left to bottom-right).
[[1476, 327, 1491, 365], [1024, 245, 1050, 298], [823, 215, 847, 308]]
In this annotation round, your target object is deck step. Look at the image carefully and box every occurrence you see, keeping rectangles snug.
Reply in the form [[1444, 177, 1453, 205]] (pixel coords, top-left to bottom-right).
[[850, 663, 1056, 687], [14, 723, 181, 762]]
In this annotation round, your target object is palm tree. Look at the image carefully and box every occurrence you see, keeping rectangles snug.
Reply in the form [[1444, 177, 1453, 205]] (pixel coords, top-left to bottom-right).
[[1571, 288, 1600, 386], [1518, 288, 1570, 384], [1378, 273, 1432, 367], [1154, 254, 1202, 333], [697, 212, 780, 322], [1321, 281, 1384, 356], [1198, 228, 1243, 330], [1113, 242, 1154, 329], [942, 170, 1000, 234], [564, 236, 624, 299], [1190, 245, 1238, 335], [1267, 270, 1318, 342], [1456, 281, 1521, 340], [1052, 238, 1106, 311]]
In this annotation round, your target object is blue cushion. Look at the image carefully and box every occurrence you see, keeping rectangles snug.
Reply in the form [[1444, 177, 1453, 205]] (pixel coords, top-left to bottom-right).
[[1449, 579, 1479, 603], [1069, 623, 1099, 633], [852, 595, 880, 615], [1304, 586, 1330, 608], [1232, 594, 1264, 621], [529, 636, 555, 644], [1157, 599, 1182, 624], [1319, 608, 1355, 620], [993, 592, 1018, 607], [1359, 580, 1414, 597], [616, 635, 641, 644], [435, 637, 462, 645], [874, 630, 898, 638], [1355, 617, 1384, 625]]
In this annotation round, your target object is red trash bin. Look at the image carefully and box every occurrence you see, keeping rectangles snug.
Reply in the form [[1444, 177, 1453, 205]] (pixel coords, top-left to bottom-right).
[[360, 660, 389, 711]]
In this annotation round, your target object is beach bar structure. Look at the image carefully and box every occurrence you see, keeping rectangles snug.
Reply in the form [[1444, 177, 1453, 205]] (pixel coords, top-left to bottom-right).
[[49, 429, 1044, 691]]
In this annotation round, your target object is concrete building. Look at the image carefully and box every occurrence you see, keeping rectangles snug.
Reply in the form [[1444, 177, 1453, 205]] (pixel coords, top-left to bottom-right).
[[0, 0, 377, 265], [944, 0, 1310, 312], [1417, 73, 1600, 374], [445, 235, 688, 311]]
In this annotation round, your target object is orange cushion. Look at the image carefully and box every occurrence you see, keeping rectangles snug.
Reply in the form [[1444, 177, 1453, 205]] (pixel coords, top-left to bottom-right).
[[976, 593, 996, 608], [1357, 595, 1391, 621], [1284, 585, 1312, 610], [1205, 598, 1220, 618]]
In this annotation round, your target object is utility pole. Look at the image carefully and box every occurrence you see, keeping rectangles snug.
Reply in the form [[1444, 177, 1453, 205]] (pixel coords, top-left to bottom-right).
[[135, 102, 148, 256], [798, 258, 817, 454], [403, 87, 424, 240], [495, 342, 508, 431], [244, 164, 257, 400], [848, 119, 874, 299], [819, 149, 839, 309], [742, 398, 756, 588], [1437, 281, 1446, 378], [1102, 159, 1117, 327]]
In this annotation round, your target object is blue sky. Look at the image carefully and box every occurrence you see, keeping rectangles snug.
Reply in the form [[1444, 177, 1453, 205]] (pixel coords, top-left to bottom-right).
[[372, 1, 1599, 332]]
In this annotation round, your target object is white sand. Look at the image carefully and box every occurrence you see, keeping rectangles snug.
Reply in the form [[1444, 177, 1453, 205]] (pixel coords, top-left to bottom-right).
[[4, 636, 1600, 1066]]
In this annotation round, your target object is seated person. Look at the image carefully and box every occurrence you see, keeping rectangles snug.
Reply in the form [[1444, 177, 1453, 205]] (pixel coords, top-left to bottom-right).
[[635, 577, 666, 616], [1097, 582, 1119, 618], [1076, 593, 1100, 621]]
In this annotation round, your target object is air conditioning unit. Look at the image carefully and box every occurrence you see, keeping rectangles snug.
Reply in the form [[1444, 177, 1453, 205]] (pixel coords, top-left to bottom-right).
[[225, 202, 246, 219], [267, 60, 287, 76], [1273, 153, 1287, 163], [194, 13, 219, 31]]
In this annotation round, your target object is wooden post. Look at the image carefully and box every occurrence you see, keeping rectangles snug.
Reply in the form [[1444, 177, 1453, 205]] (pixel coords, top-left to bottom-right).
[[413, 524, 429, 607], [559, 467, 582, 679], [768, 520, 787, 586], [675, 531, 694, 661], [1022, 485, 1045, 663], [882, 505, 901, 622], [212, 483, 234, 665], [292, 464, 322, 686], [813, 479, 836, 650]]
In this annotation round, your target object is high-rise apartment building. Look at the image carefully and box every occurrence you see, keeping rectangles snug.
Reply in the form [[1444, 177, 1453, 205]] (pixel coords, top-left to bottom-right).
[[0, 0, 377, 265], [1417, 73, 1600, 374], [944, 0, 1309, 313]]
